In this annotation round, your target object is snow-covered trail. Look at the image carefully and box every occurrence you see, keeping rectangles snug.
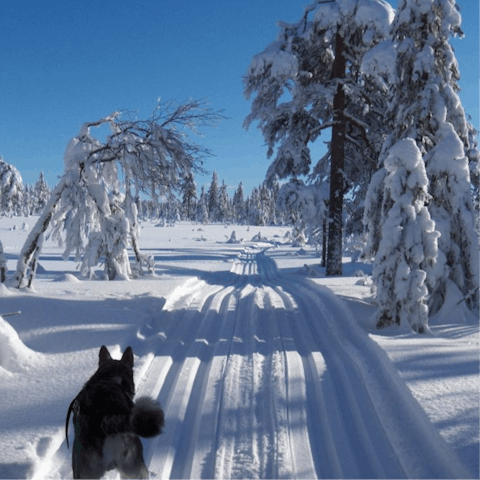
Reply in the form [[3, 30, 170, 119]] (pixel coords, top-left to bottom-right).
[[35, 248, 471, 479], [136, 248, 470, 479]]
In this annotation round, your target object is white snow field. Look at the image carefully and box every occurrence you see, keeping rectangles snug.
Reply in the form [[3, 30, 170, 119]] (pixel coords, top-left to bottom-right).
[[0, 217, 478, 479]]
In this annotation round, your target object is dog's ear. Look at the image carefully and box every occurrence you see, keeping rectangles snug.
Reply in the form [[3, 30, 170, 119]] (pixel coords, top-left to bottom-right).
[[99, 345, 112, 366], [121, 347, 134, 368]]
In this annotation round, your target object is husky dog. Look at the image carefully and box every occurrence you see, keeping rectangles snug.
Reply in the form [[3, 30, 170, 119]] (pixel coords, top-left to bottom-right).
[[66, 346, 164, 479]]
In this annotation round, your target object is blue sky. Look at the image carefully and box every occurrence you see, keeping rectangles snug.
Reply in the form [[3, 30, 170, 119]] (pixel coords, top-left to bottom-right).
[[1, 0, 478, 195]]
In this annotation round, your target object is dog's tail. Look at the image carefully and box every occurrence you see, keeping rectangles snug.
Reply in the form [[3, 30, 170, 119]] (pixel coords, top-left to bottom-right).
[[130, 397, 165, 438]]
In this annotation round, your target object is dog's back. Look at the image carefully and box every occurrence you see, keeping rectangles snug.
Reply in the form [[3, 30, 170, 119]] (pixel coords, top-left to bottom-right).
[[67, 346, 164, 479]]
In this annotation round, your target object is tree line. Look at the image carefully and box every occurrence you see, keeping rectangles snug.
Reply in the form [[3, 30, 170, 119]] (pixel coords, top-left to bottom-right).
[[0, 155, 286, 227], [174, 170, 284, 226]]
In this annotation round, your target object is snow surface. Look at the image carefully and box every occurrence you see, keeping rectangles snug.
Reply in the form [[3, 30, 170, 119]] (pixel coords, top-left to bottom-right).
[[0, 216, 478, 479]]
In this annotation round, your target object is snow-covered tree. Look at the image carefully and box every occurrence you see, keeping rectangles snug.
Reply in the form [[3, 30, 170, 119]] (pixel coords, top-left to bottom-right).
[[208, 170, 220, 221], [181, 172, 197, 221], [245, 187, 260, 225], [244, 0, 393, 275], [196, 185, 209, 224], [373, 139, 439, 332], [32, 171, 50, 215], [232, 182, 246, 224], [14, 98, 223, 287], [79, 189, 132, 280], [218, 180, 231, 222], [20, 184, 32, 216], [243, 183, 278, 226], [259, 183, 275, 225], [269, 176, 283, 225], [0, 157, 24, 216], [277, 179, 328, 249], [364, 0, 479, 314]]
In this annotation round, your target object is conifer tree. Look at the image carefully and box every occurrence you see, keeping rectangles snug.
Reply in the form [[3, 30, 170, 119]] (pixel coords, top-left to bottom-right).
[[373, 139, 439, 332], [244, 0, 393, 275], [208, 170, 220, 222], [232, 182, 246, 224], [218, 180, 231, 222], [22, 184, 33, 216], [32, 171, 50, 215], [197, 185, 209, 224], [0, 157, 24, 216], [365, 0, 479, 315], [181, 172, 197, 221]]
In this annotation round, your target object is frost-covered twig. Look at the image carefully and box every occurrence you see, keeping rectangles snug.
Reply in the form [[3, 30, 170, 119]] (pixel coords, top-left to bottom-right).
[[456, 287, 480, 306]]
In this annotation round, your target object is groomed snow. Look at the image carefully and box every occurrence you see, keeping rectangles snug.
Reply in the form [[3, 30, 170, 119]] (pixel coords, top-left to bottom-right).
[[0, 217, 478, 479]]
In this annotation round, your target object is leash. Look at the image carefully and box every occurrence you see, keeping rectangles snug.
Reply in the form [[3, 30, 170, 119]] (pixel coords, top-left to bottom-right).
[[65, 396, 78, 449]]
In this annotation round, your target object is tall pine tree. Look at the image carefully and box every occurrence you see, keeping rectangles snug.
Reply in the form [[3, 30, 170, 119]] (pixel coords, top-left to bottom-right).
[[208, 170, 220, 222], [32, 171, 50, 215], [365, 0, 479, 317], [244, 0, 393, 275], [232, 182, 246, 224], [181, 172, 197, 221]]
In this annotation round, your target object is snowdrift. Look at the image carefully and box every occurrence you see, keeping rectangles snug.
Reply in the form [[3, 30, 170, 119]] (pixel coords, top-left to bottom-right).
[[0, 314, 39, 373]]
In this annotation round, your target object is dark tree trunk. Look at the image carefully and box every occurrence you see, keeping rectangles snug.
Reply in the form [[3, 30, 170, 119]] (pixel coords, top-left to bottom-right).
[[0, 240, 6, 283], [106, 255, 117, 281], [321, 218, 328, 268], [326, 32, 346, 277]]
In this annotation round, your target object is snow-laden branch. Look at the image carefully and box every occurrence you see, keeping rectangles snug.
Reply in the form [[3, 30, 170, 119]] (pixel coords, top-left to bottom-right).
[[14, 98, 225, 286]]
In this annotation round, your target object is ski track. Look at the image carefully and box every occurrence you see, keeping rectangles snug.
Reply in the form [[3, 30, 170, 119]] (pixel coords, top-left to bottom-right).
[[38, 248, 472, 479]]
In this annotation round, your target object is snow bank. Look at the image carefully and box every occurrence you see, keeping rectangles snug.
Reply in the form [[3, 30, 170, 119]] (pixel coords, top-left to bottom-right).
[[0, 315, 39, 373], [0, 283, 13, 297], [53, 273, 81, 283]]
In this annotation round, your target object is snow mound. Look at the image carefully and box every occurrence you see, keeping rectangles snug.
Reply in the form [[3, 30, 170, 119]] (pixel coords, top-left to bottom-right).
[[0, 316, 38, 373], [355, 276, 372, 286], [53, 273, 81, 283], [0, 283, 13, 296], [301, 263, 319, 277], [430, 279, 479, 325]]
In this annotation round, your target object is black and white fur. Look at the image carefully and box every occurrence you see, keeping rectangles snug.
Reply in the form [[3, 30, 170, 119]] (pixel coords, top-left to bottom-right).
[[66, 346, 164, 479]]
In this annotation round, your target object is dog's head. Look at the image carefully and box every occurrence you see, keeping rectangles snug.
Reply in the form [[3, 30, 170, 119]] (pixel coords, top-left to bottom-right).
[[94, 345, 135, 399]]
